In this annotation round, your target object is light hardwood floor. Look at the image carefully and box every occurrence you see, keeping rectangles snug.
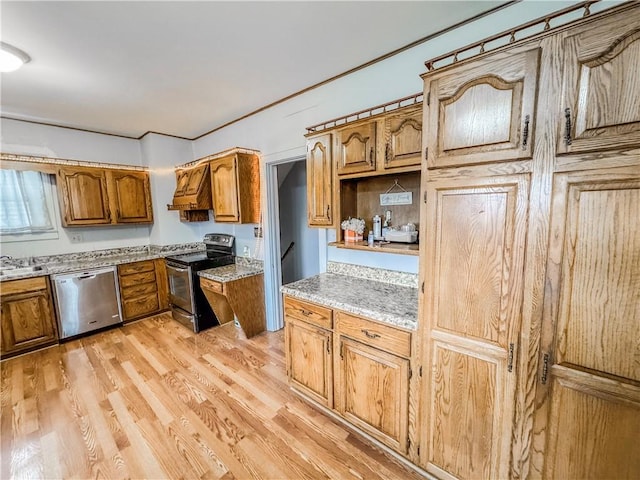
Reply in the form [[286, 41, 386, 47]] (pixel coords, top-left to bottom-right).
[[1, 313, 425, 479]]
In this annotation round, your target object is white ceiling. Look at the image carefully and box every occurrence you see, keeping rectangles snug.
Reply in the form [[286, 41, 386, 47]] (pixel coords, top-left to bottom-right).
[[1, 1, 506, 139]]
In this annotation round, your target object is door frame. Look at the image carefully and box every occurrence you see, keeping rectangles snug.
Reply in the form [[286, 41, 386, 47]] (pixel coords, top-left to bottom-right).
[[262, 154, 307, 331]]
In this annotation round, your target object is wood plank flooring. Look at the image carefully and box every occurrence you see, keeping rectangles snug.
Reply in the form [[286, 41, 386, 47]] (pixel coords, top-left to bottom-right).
[[1, 313, 425, 479]]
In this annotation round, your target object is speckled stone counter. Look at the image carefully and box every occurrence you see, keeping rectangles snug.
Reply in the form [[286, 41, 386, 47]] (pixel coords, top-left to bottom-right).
[[281, 272, 418, 331], [0, 243, 204, 281], [198, 261, 263, 283]]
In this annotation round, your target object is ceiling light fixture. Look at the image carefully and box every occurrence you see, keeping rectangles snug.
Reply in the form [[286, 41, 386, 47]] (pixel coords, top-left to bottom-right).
[[0, 42, 31, 72]]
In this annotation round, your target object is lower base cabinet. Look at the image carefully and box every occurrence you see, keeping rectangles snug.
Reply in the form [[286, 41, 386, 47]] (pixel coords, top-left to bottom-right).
[[117, 259, 168, 322], [284, 295, 412, 456], [0, 276, 58, 359]]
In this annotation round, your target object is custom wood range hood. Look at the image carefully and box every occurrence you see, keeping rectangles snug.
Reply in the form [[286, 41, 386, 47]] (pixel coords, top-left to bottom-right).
[[167, 162, 212, 221]]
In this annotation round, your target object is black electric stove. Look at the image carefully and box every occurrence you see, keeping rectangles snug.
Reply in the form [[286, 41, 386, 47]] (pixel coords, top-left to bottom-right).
[[165, 234, 235, 332]]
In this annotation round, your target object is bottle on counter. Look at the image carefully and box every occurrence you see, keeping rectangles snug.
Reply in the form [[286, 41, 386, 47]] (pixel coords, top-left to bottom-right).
[[373, 214, 382, 239], [368, 231, 374, 246]]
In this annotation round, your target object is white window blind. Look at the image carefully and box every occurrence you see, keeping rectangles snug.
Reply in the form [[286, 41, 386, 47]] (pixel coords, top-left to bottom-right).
[[0, 169, 56, 235]]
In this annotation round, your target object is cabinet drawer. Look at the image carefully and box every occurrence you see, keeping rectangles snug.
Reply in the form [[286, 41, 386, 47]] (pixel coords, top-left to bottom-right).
[[1, 276, 48, 296], [119, 260, 155, 276], [200, 277, 224, 294], [336, 311, 411, 358], [284, 296, 332, 330], [119, 271, 156, 288], [123, 293, 159, 320], [122, 282, 157, 300]]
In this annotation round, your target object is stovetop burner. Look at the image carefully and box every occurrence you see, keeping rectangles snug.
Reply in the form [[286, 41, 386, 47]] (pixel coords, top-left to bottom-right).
[[165, 233, 236, 269]]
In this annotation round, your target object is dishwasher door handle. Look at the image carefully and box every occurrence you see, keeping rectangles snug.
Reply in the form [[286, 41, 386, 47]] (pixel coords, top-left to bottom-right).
[[78, 274, 97, 280]]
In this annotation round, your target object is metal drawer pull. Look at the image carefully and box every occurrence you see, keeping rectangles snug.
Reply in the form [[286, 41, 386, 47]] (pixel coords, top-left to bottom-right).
[[361, 329, 381, 339]]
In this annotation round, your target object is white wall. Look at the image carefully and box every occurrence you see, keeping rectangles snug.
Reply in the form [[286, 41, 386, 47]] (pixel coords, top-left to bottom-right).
[[1, 0, 619, 262], [191, 0, 603, 274]]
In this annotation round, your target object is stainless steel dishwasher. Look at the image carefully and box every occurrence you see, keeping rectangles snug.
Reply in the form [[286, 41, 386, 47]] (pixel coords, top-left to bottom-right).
[[52, 266, 123, 339]]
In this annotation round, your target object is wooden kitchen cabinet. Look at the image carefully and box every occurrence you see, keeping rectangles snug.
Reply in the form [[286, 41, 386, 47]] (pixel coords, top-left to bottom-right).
[[57, 167, 112, 226], [306, 132, 334, 227], [557, 11, 640, 154], [117, 259, 167, 322], [169, 163, 212, 222], [57, 166, 153, 226], [210, 153, 260, 223], [286, 317, 333, 408], [425, 47, 540, 169], [530, 166, 640, 479], [0, 276, 58, 359], [382, 105, 423, 170], [336, 120, 377, 175], [284, 297, 334, 408], [418, 174, 530, 479], [108, 169, 153, 223], [284, 294, 413, 456], [334, 311, 411, 454]]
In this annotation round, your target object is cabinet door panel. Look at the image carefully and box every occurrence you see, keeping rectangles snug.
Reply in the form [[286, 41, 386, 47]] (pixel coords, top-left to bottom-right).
[[286, 318, 332, 407], [336, 122, 376, 175], [544, 372, 640, 480], [306, 133, 334, 226], [427, 48, 539, 168], [336, 337, 409, 453], [57, 168, 111, 225], [110, 170, 153, 223], [211, 157, 240, 222], [559, 10, 640, 154], [420, 174, 529, 479], [535, 168, 640, 479], [431, 177, 529, 348], [1, 288, 57, 356], [428, 343, 499, 480], [385, 110, 422, 169]]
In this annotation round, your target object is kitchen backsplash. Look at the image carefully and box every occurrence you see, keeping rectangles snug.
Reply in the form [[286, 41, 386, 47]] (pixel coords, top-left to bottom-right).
[[327, 261, 418, 288]]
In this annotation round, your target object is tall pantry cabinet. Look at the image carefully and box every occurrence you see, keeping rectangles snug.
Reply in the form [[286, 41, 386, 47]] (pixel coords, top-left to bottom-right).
[[417, 4, 639, 480]]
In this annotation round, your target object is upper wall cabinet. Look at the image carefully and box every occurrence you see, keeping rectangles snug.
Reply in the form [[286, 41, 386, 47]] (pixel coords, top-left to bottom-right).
[[306, 133, 334, 227], [57, 167, 153, 227], [109, 170, 153, 223], [426, 47, 540, 168], [558, 12, 640, 155], [210, 153, 260, 224], [383, 106, 423, 169], [336, 121, 377, 175], [57, 167, 112, 226]]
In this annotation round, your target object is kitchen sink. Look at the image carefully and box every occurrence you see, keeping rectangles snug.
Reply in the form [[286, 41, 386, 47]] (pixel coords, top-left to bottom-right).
[[0, 265, 45, 277]]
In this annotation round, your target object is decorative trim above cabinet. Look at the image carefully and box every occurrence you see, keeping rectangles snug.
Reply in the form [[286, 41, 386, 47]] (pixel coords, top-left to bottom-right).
[[0, 152, 148, 173]]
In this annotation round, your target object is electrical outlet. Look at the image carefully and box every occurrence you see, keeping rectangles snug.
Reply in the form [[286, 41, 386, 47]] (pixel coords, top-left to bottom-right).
[[243, 245, 250, 257], [70, 233, 83, 243]]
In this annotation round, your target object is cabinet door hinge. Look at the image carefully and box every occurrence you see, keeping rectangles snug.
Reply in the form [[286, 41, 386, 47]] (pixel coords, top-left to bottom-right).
[[423, 191, 427, 204], [424, 147, 428, 160], [507, 342, 515, 373], [409, 367, 412, 380], [426, 92, 430, 106]]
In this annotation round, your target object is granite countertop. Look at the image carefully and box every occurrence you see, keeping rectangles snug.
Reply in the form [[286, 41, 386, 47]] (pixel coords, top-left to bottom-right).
[[198, 262, 264, 283], [281, 273, 418, 331], [0, 244, 204, 282]]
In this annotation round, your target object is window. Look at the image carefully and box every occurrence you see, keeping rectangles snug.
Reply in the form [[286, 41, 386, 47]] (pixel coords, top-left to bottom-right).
[[0, 169, 59, 242]]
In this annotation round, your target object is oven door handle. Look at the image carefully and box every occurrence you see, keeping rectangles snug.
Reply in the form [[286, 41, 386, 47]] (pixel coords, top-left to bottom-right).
[[170, 306, 195, 324], [166, 263, 189, 273]]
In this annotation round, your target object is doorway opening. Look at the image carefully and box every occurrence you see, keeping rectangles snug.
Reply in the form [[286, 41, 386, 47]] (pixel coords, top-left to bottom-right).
[[263, 155, 321, 331]]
